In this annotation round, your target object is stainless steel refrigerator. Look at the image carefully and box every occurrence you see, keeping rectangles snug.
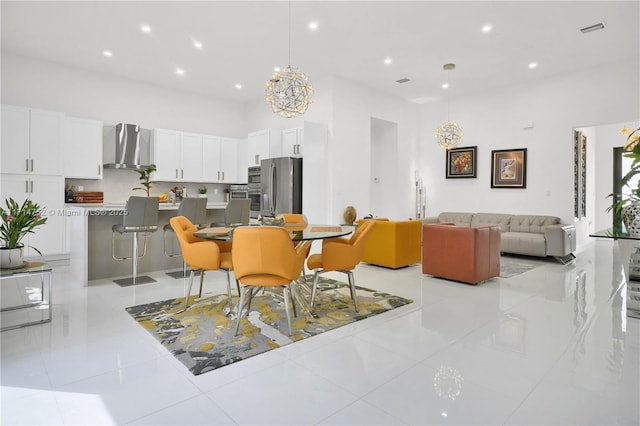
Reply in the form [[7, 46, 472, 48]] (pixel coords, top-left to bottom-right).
[[260, 157, 302, 217]]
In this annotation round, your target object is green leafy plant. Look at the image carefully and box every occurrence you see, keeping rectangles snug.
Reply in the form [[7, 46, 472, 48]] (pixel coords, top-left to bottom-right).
[[132, 165, 157, 196], [607, 126, 640, 214], [0, 198, 48, 254], [198, 186, 207, 194]]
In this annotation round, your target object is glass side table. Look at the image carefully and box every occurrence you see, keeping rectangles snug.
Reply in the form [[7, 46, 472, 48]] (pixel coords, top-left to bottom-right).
[[0, 261, 52, 331], [590, 228, 640, 319]]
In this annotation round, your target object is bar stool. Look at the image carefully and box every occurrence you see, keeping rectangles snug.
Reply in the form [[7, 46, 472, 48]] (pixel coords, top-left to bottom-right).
[[163, 197, 208, 278], [112, 196, 159, 286], [211, 199, 250, 227]]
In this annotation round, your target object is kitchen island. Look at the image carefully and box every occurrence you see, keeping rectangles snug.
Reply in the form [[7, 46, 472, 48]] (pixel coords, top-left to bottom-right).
[[68, 201, 227, 285]]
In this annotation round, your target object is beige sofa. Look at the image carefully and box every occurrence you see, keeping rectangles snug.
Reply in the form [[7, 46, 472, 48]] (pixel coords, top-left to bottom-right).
[[424, 212, 576, 264]]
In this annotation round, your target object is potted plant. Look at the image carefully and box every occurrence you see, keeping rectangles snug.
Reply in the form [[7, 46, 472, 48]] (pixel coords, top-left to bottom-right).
[[608, 126, 640, 234], [198, 186, 207, 198], [132, 165, 157, 196], [0, 198, 48, 268]]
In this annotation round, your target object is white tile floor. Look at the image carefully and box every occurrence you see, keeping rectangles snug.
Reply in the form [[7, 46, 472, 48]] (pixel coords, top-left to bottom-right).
[[1, 239, 639, 425]]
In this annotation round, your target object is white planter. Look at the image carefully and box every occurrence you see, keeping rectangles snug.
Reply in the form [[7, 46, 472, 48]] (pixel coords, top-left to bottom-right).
[[622, 203, 640, 237], [1, 246, 24, 269]]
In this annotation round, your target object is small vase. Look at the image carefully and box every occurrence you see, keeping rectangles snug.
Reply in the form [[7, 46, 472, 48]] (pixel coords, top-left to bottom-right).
[[622, 203, 640, 237], [0, 246, 24, 269]]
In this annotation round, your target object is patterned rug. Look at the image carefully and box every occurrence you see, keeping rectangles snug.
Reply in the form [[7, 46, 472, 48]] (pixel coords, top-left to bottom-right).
[[125, 276, 413, 375]]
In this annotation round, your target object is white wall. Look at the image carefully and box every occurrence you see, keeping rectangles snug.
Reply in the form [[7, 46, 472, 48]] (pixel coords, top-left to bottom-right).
[[1, 53, 247, 137], [416, 60, 639, 249]]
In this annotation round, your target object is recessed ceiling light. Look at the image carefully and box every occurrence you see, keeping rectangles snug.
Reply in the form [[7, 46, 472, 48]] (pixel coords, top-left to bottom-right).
[[384, 58, 392, 65], [103, 50, 112, 57], [193, 41, 203, 49], [176, 68, 185, 76], [442, 83, 449, 89], [308, 21, 318, 31], [528, 62, 538, 69], [141, 25, 151, 33], [235, 83, 242, 89], [482, 24, 492, 33]]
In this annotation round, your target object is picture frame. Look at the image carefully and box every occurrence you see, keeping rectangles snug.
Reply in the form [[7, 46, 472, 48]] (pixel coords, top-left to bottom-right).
[[491, 148, 527, 188], [446, 146, 477, 178]]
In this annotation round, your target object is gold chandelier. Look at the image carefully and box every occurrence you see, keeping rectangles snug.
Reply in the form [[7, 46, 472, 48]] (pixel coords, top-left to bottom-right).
[[265, 1, 313, 118], [435, 63, 464, 149]]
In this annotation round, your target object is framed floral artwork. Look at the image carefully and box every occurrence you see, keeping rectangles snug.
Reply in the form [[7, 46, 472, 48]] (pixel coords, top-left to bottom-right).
[[491, 148, 527, 188], [446, 146, 477, 178]]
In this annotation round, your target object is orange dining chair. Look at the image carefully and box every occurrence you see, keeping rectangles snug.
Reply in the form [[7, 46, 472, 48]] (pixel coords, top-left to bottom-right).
[[231, 226, 309, 336], [170, 216, 238, 312], [306, 220, 377, 312]]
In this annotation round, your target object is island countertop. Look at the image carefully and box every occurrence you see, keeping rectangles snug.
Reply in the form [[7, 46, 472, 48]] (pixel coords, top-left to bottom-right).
[[67, 201, 227, 285], [65, 201, 228, 211]]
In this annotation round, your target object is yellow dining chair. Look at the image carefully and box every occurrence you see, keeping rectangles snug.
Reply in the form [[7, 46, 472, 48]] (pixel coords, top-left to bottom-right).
[[170, 216, 237, 311], [275, 213, 311, 279], [231, 226, 309, 336], [306, 220, 377, 312]]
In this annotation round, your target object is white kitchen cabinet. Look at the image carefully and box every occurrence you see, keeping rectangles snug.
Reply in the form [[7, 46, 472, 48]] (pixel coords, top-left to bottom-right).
[[235, 138, 248, 183], [151, 129, 203, 182], [63, 116, 103, 179], [179, 132, 203, 182], [202, 136, 240, 183], [0, 174, 65, 257], [151, 129, 181, 181], [1, 105, 64, 176], [246, 129, 271, 167], [282, 127, 304, 157], [220, 137, 239, 182]]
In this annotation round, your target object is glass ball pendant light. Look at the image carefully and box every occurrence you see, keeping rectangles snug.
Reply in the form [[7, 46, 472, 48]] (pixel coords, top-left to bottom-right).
[[435, 63, 464, 149]]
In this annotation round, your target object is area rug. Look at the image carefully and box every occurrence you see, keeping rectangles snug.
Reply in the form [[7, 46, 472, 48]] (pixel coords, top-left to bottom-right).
[[125, 276, 413, 375], [500, 255, 549, 278]]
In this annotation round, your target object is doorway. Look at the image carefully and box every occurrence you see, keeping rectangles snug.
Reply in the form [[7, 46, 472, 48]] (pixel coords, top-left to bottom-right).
[[370, 118, 398, 218]]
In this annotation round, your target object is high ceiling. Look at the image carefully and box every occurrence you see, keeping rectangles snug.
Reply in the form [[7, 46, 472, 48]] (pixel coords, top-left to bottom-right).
[[2, 1, 638, 104]]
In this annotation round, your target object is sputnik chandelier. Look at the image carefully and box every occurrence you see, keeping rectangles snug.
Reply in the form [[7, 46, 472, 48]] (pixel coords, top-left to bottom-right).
[[435, 63, 464, 149], [265, 1, 313, 118]]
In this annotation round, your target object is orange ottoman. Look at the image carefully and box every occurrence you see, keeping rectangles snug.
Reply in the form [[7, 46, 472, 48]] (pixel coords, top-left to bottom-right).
[[358, 219, 422, 269]]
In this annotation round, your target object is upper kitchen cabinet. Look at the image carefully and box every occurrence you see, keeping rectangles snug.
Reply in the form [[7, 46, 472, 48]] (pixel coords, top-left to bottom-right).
[[63, 116, 103, 179], [151, 129, 203, 182], [1, 105, 64, 176], [202, 136, 239, 183], [282, 127, 304, 157], [246, 129, 271, 167]]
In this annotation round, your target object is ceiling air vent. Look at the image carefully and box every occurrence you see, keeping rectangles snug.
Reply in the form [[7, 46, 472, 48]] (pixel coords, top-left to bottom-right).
[[580, 22, 605, 34], [396, 78, 411, 84]]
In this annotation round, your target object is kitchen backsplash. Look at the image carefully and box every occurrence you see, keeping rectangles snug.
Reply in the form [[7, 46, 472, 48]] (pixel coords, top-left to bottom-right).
[[66, 169, 229, 203]]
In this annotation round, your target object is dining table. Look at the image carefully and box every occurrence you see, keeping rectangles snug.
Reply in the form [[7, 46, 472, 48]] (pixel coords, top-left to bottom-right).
[[194, 223, 354, 318]]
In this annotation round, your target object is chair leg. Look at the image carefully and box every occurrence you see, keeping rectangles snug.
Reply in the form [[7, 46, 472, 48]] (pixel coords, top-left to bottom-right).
[[346, 270, 358, 312], [183, 269, 196, 311], [310, 271, 321, 307], [198, 271, 206, 298], [282, 286, 293, 336], [234, 286, 247, 336], [224, 269, 233, 311]]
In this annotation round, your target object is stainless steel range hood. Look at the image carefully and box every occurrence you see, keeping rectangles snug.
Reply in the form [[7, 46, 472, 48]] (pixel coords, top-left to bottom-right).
[[103, 123, 153, 169]]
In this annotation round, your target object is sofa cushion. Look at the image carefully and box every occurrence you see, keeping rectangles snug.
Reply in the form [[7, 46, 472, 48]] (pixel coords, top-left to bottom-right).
[[509, 215, 560, 234], [438, 212, 474, 227], [471, 213, 513, 233], [501, 232, 547, 257]]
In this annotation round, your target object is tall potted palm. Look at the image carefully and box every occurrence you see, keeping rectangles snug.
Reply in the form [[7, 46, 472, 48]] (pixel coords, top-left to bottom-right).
[[0, 198, 48, 268], [608, 126, 640, 235]]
